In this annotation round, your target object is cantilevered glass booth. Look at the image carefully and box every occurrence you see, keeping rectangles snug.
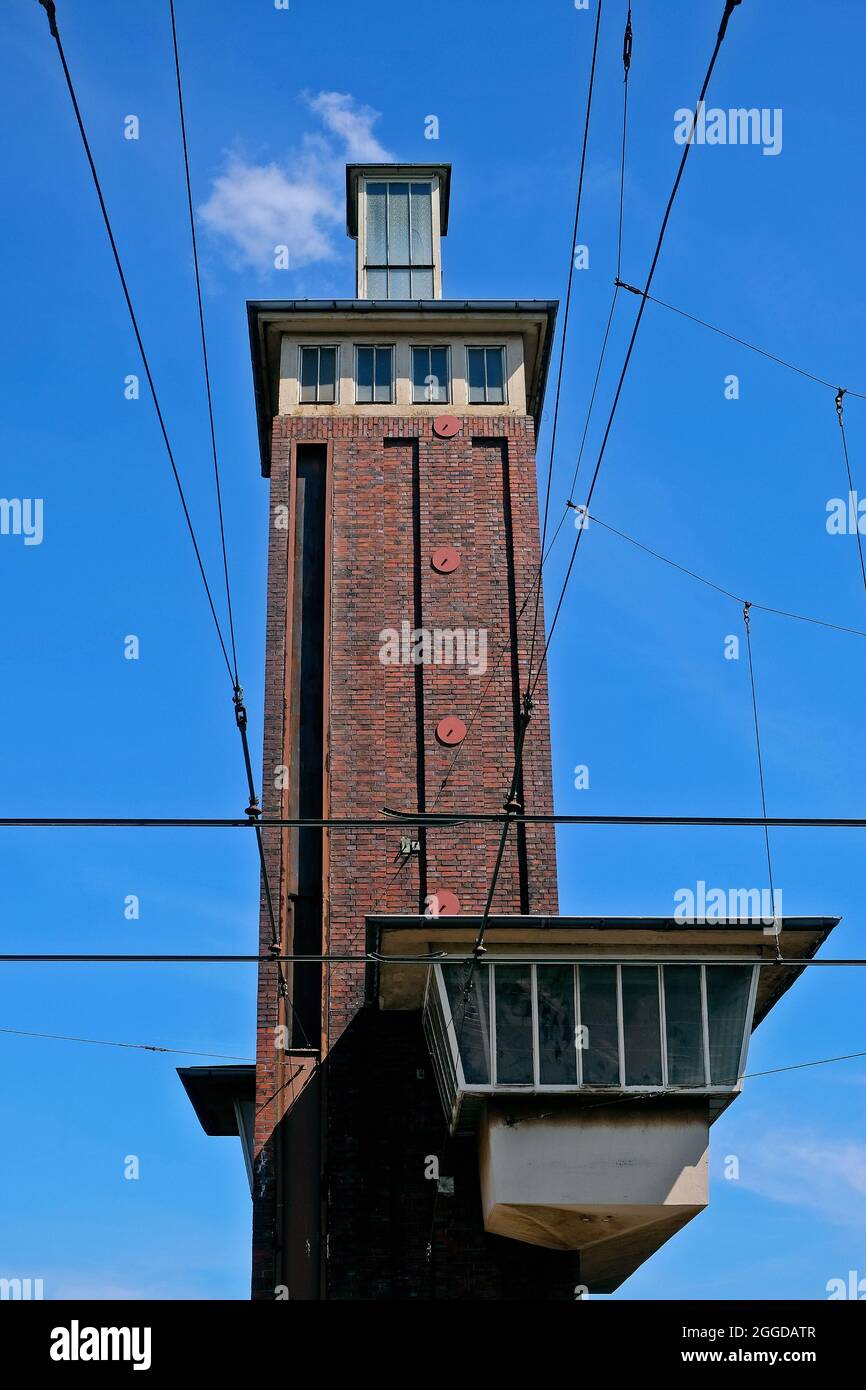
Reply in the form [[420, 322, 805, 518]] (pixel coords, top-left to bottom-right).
[[369, 913, 838, 1289], [424, 959, 757, 1135]]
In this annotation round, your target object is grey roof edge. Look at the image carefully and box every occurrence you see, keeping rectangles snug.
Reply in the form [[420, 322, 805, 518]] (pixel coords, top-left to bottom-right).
[[368, 914, 841, 931], [248, 298, 556, 313], [246, 298, 559, 476], [177, 1064, 255, 1136]]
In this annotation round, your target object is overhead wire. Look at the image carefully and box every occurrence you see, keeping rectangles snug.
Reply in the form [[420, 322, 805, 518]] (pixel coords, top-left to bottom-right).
[[432, 0, 632, 817], [530, 0, 745, 700], [613, 277, 866, 401], [566, 2, 632, 505], [0, 1025, 253, 1062], [0, 953, 861, 966], [34, 0, 310, 1063], [834, 389, 866, 595], [9, 812, 866, 829], [7, 1028, 866, 1097], [527, 0, 604, 685], [35, 0, 236, 689], [168, 0, 239, 687], [472, 0, 745, 958], [742, 604, 781, 962], [586, 511, 866, 637], [164, 0, 305, 1057]]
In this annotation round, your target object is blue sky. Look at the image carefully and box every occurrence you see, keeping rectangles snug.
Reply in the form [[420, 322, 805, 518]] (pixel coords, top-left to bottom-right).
[[1, 0, 865, 1300]]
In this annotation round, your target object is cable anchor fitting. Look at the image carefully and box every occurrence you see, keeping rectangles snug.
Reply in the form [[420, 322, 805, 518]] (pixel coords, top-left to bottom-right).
[[742, 600, 751, 633], [37, 0, 59, 39], [232, 685, 247, 732], [623, 10, 633, 77], [835, 388, 847, 427]]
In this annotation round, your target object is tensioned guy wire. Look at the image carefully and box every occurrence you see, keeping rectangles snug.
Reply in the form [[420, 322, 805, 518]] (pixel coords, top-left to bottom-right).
[[585, 512, 866, 638], [0, 1026, 253, 1062], [834, 389, 866, 595], [36, 0, 236, 689], [527, 0, 604, 686], [742, 604, 781, 962], [169, 0, 240, 687], [567, 1, 633, 506], [431, 2, 634, 811], [34, 0, 290, 994], [614, 278, 866, 402], [531, 0, 745, 699], [472, 0, 745, 959]]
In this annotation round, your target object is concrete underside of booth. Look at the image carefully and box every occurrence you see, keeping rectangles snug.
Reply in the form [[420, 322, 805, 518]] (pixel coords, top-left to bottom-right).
[[479, 1098, 709, 1292]]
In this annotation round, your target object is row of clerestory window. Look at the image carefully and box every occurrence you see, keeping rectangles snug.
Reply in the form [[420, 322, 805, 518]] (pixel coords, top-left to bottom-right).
[[298, 344, 507, 406]]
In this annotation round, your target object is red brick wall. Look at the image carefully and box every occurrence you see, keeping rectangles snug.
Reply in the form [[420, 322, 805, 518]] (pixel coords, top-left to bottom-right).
[[253, 414, 559, 1299]]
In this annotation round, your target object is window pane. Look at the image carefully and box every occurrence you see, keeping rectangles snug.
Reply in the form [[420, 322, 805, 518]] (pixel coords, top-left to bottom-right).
[[429, 347, 449, 403], [317, 347, 336, 404], [622, 966, 663, 1086], [578, 965, 620, 1084], [485, 348, 505, 403], [366, 268, 387, 299], [388, 269, 411, 299], [387, 183, 410, 264], [410, 268, 434, 299], [538, 966, 577, 1084], [495, 966, 533, 1084], [355, 346, 374, 404], [410, 183, 433, 264], [412, 347, 429, 402], [366, 182, 387, 265], [467, 348, 486, 404], [373, 347, 392, 403], [443, 965, 491, 1084], [300, 347, 318, 403], [663, 965, 706, 1086], [706, 966, 752, 1086]]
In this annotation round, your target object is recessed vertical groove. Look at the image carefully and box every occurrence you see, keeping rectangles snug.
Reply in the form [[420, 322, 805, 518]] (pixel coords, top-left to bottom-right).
[[500, 439, 530, 911], [409, 439, 429, 908]]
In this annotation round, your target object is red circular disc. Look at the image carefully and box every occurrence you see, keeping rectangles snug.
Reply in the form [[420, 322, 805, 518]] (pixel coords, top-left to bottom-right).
[[433, 414, 461, 438], [431, 546, 460, 574], [429, 889, 461, 918], [436, 716, 467, 747]]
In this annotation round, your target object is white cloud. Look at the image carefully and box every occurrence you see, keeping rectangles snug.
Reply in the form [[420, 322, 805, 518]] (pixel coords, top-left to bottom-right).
[[199, 92, 394, 274], [729, 1126, 866, 1228], [305, 91, 392, 162]]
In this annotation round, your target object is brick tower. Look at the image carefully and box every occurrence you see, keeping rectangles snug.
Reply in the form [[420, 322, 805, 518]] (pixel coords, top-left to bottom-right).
[[177, 162, 838, 1300], [247, 164, 562, 1298]]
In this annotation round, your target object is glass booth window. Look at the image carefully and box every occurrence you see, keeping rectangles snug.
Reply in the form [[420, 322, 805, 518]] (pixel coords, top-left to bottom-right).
[[365, 181, 435, 299], [428, 961, 755, 1092]]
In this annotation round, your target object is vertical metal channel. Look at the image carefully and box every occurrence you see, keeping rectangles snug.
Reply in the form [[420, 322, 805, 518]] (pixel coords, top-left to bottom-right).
[[409, 439, 429, 907], [291, 444, 327, 1046], [498, 440, 530, 911]]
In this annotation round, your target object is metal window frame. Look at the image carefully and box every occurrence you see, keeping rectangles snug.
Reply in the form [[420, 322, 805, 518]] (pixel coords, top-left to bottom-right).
[[426, 959, 758, 1101], [466, 345, 508, 405], [353, 343, 395, 405], [297, 343, 340, 405], [411, 343, 451, 405], [364, 179, 436, 289]]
